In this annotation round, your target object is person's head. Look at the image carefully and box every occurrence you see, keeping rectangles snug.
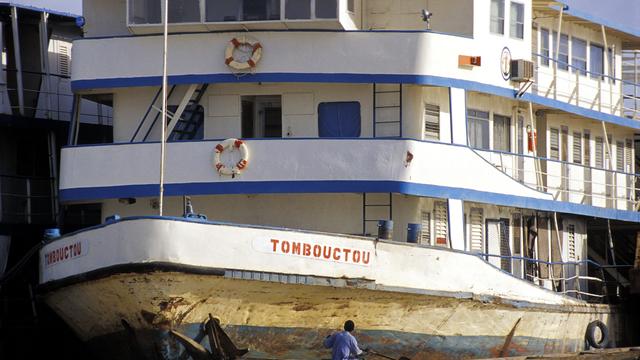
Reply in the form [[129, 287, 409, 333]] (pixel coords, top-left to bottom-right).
[[344, 320, 355, 332]]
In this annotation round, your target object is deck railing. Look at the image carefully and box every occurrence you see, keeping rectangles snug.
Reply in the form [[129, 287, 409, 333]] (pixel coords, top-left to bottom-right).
[[477, 253, 632, 303], [531, 52, 640, 120], [0, 174, 57, 224], [475, 148, 638, 211]]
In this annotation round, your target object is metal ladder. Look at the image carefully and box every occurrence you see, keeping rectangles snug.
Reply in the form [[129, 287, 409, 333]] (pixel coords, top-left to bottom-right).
[[362, 193, 392, 236], [168, 84, 209, 141], [130, 85, 177, 142], [373, 83, 402, 138]]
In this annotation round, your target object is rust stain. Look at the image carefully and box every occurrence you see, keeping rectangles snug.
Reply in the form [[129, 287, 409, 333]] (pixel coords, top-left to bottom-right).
[[293, 304, 316, 311]]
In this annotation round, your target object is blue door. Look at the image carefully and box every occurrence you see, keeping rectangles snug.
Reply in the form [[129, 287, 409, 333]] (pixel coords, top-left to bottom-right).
[[318, 102, 361, 138]]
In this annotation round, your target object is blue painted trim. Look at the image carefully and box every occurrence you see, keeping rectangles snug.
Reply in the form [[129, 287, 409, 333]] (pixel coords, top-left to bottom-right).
[[0, 2, 80, 19], [59, 180, 640, 223], [552, 3, 640, 39], [71, 72, 640, 130], [78, 28, 474, 41]]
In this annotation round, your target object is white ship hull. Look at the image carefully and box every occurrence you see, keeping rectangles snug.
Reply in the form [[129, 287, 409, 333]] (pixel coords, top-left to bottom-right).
[[39, 217, 626, 359]]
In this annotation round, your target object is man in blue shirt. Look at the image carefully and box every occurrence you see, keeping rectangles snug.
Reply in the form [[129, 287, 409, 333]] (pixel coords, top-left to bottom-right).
[[323, 320, 368, 360]]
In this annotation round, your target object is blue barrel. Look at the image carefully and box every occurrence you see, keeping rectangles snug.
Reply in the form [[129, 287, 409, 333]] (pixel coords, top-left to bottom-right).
[[44, 228, 61, 240], [407, 223, 422, 243], [105, 214, 121, 223], [377, 220, 393, 240]]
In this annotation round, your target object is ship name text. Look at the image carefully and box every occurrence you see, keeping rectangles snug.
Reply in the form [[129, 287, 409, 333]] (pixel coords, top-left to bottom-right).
[[44, 241, 84, 267], [268, 238, 371, 266]]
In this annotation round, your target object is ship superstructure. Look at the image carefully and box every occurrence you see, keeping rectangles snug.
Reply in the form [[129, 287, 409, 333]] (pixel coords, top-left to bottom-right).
[[38, 1, 640, 359]]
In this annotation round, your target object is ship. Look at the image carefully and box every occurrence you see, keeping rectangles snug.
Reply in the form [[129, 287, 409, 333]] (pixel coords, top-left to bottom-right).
[[38, 0, 640, 359]]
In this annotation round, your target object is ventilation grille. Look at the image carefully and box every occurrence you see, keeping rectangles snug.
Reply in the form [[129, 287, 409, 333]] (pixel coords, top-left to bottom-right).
[[434, 201, 448, 246], [510, 59, 534, 81], [567, 224, 576, 261], [469, 208, 483, 253], [420, 211, 431, 245], [423, 103, 440, 140], [58, 42, 70, 77]]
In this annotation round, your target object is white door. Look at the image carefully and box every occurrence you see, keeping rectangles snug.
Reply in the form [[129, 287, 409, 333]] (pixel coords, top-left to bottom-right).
[[486, 220, 501, 268]]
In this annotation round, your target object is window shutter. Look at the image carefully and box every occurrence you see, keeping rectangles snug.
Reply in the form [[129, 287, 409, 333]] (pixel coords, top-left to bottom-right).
[[420, 211, 431, 245], [550, 128, 559, 160], [434, 201, 448, 247], [572, 132, 582, 164], [58, 42, 70, 77], [616, 141, 624, 171], [423, 104, 440, 140], [595, 137, 604, 168], [469, 208, 483, 253]]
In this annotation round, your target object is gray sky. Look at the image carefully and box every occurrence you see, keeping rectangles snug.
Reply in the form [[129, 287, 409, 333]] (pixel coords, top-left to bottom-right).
[[9, 0, 639, 34]]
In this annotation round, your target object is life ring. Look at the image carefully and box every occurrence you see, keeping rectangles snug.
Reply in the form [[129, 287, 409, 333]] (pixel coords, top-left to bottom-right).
[[224, 36, 262, 71], [585, 320, 609, 349], [214, 138, 249, 176]]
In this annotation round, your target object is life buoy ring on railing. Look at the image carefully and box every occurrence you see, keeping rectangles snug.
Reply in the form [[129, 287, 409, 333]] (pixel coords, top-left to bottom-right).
[[224, 36, 263, 71], [585, 320, 609, 349], [214, 138, 249, 176]]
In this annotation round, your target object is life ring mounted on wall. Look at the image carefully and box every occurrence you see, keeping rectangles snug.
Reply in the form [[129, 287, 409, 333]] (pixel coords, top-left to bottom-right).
[[214, 138, 249, 177], [225, 36, 263, 71]]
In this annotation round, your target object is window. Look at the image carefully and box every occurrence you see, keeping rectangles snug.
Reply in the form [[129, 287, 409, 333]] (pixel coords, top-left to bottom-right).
[[493, 114, 511, 152], [608, 48, 616, 83], [420, 211, 431, 245], [168, 0, 200, 23], [318, 102, 361, 138], [423, 103, 440, 140], [241, 95, 282, 138], [469, 208, 484, 253], [316, 0, 338, 19], [583, 130, 591, 167], [572, 37, 587, 75], [467, 109, 490, 149], [434, 201, 448, 247], [572, 132, 582, 164], [509, 2, 524, 39], [553, 32, 569, 70], [129, 0, 161, 24], [550, 127, 559, 160], [616, 141, 624, 171], [595, 136, 604, 168], [490, 0, 505, 35], [590, 43, 604, 79], [206, 0, 281, 22], [540, 28, 550, 66], [285, 0, 310, 19]]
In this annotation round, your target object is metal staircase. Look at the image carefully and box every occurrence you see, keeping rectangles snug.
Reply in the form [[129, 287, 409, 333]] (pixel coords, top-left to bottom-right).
[[130, 84, 208, 142], [373, 84, 402, 138], [362, 193, 392, 236]]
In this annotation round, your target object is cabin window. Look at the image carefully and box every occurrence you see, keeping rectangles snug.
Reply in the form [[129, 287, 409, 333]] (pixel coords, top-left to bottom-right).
[[509, 2, 524, 39], [285, 0, 337, 20], [467, 109, 490, 150], [540, 28, 550, 66], [490, 0, 505, 35], [469, 208, 484, 253], [129, 0, 161, 24], [552, 32, 569, 71], [616, 141, 624, 171], [595, 136, 604, 168], [285, 0, 310, 19], [572, 132, 582, 164], [423, 103, 440, 140], [206, 0, 281, 22], [241, 95, 282, 138], [590, 43, 604, 79], [318, 102, 361, 138], [571, 37, 587, 75], [434, 201, 449, 247], [493, 114, 511, 152], [549, 127, 559, 160], [420, 211, 431, 245], [168, 0, 201, 23], [316, 0, 338, 18]]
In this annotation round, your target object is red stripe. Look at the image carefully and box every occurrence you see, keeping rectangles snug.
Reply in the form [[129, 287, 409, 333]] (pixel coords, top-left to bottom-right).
[[252, 43, 262, 53], [215, 163, 224, 171], [234, 140, 244, 148], [215, 144, 224, 152], [225, 57, 234, 65], [231, 38, 241, 47], [247, 59, 256, 67]]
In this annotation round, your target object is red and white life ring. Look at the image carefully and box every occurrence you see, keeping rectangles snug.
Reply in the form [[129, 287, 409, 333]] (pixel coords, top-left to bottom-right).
[[224, 36, 263, 71], [214, 138, 249, 176]]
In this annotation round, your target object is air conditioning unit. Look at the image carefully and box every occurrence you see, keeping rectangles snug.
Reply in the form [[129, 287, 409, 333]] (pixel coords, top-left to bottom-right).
[[510, 59, 534, 82]]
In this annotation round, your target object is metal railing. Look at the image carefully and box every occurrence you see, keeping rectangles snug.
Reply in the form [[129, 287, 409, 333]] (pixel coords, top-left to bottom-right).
[[1, 69, 113, 125], [531, 52, 640, 120], [477, 253, 632, 302], [476, 148, 638, 211], [0, 174, 57, 224]]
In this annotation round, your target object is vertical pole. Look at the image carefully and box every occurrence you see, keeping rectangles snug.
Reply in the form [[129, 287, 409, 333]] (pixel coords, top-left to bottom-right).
[[47, 131, 58, 224], [39, 12, 51, 118], [11, 6, 24, 116], [601, 25, 613, 114], [553, 6, 564, 100], [159, 0, 169, 216]]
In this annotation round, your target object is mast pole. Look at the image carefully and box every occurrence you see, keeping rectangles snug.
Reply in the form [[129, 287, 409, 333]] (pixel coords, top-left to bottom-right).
[[159, 0, 169, 216]]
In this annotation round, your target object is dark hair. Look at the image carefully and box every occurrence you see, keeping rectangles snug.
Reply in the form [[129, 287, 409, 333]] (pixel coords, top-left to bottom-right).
[[344, 320, 355, 332]]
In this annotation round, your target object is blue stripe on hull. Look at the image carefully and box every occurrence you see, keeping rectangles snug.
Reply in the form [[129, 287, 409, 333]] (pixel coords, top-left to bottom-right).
[[87, 323, 583, 360]]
